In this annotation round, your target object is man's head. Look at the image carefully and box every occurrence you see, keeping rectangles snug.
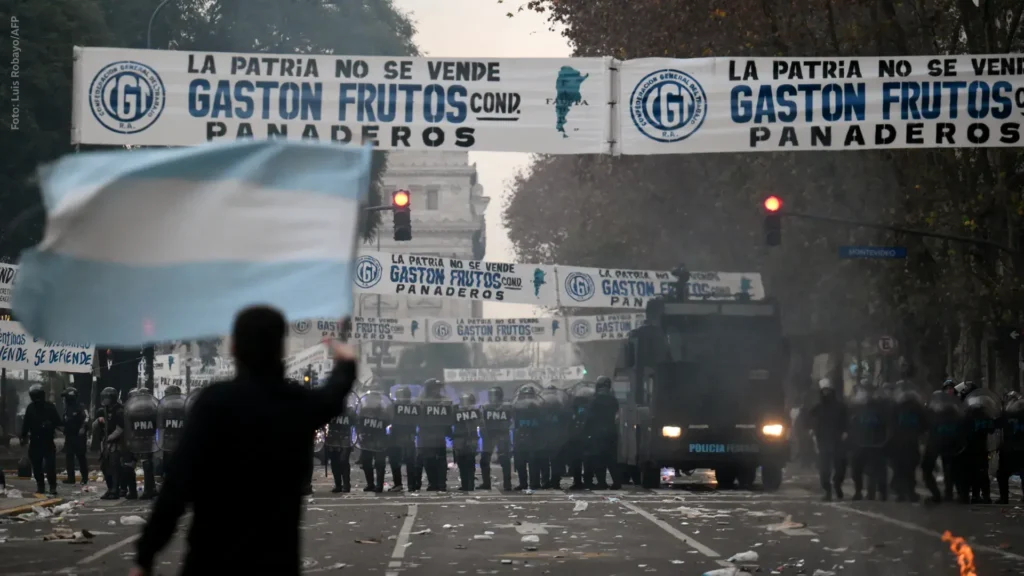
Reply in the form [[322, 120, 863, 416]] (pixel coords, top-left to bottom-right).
[[231, 306, 287, 371]]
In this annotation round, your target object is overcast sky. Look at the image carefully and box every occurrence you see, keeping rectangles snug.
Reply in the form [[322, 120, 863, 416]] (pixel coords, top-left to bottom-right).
[[390, 0, 571, 316]]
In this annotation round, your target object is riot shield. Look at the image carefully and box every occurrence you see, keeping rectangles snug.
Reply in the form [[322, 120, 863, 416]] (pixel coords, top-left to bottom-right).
[[185, 386, 203, 415], [569, 381, 596, 433], [1003, 399, 1024, 451], [455, 394, 483, 452], [156, 386, 187, 452], [965, 388, 1002, 451], [846, 386, 890, 449], [326, 395, 357, 449], [512, 389, 544, 446], [124, 388, 159, 454], [927, 391, 966, 454], [356, 391, 393, 453]]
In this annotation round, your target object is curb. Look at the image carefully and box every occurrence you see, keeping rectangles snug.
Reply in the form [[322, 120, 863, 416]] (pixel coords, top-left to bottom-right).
[[0, 497, 64, 517]]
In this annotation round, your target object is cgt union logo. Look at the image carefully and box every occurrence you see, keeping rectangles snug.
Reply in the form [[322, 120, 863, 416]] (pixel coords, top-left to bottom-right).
[[630, 69, 707, 143], [570, 319, 592, 339], [564, 272, 595, 302], [432, 321, 453, 341], [354, 255, 382, 289], [89, 61, 166, 134]]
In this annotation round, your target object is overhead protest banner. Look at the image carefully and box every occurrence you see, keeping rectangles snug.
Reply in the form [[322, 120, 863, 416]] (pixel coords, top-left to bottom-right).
[[0, 320, 94, 373], [443, 366, 586, 383], [618, 55, 1024, 154], [0, 264, 16, 309], [354, 251, 559, 308], [427, 317, 564, 344], [557, 265, 765, 309], [72, 47, 612, 154], [568, 313, 647, 343]]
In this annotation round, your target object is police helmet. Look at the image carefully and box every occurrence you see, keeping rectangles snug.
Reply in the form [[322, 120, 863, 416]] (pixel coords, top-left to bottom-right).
[[100, 387, 119, 407], [164, 385, 182, 396], [61, 387, 78, 402], [942, 378, 956, 390], [393, 386, 412, 401], [595, 376, 612, 391], [460, 392, 477, 406], [28, 383, 45, 403], [489, 386, 504, 403], [1005, 391, 1021, 404], [518, 386, 537, 398], [423, 378, 443, 397], [818, 377, 834, 391]]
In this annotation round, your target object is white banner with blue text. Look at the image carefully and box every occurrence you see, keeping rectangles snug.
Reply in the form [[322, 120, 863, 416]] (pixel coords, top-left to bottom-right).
[[443, 366, 586, 383], [618, 55, 1024, 154], [72, 47, 612, 154], [0, 264, 16, 309], [0, 320, 94, 373], [556, 265, 765, 309]]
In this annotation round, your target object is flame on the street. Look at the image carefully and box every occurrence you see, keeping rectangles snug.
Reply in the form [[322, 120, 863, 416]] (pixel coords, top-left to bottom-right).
[[941, 530, 977, 576]]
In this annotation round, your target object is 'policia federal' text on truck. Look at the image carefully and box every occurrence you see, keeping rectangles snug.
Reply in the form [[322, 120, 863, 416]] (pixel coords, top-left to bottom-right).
[[614, 266, 789, 491]]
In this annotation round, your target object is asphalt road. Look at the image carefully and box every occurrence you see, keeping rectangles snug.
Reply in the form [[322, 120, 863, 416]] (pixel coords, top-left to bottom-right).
[[1, 466, 1023, 576]]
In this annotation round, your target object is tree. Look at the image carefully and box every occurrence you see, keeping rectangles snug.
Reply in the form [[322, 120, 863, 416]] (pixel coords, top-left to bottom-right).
[[396, 343, 473, 382], [504, 0, 1024, 387], [0, 0, 420, 260]]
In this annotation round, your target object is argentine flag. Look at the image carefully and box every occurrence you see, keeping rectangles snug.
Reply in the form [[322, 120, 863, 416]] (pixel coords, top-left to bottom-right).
[[13, 140, 371, 346]]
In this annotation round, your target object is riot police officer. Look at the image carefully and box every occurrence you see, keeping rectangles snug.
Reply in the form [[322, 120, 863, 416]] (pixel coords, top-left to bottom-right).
[[124, 387, 160, 500], [922, 390, 967, 503], [326, 396, 356, 493], [157, 385, 186, 479], [806, 378, 847, 501], [889, 382, 927, 502], [997, 392, 1023, 504], [61, 387, 89, 485], [388, 386, 418, 492], [97, 387, 125, 500], [356, 389, 392, 493], [512, 386, 544, 490], [963, 387, 999, 504], [539, 386, 570, 490], [567, 381, 596, 489], [21, 384, 62, 495], [847, 382, 890, 500], [584, 376, 621, 490], [418, 379, 454, 491], [454, 393, 483, 491], [480, 386, 512, 491]]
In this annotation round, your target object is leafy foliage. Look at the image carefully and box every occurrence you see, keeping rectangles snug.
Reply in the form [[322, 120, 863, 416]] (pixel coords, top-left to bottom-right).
[[503, 0, 1024, 383], [0, 0, 419, 259]]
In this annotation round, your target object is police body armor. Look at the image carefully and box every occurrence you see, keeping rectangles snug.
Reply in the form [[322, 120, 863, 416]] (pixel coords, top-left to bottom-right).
[[123, 388, 159, 454], [356, 392, 392, 453], [326, 396, 356, 450], [454, 394, 482, 453], [965, 388, 1002, 452], [157, 385, 187, 452], [512, 388, 544, 452], [418, 381, 455, 449], [539, 387, 571, 449], [927, 390, 966, 454], [568, 381, 597, 442], [847, 385, 891, 449], [482, 387, 512, 455], [1003, 398, 1024, 452]]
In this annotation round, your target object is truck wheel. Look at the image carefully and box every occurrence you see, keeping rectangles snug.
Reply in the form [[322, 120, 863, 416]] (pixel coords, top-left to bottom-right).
[[640, 462, 661, 489], [761, 465, 783, 491], [737, 466, 757, 489], [714, 467, 736, 488]]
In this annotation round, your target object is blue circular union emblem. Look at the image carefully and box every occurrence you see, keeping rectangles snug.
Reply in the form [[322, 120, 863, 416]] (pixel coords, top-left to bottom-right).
[[354, 255, 383, 289], [563, 272, 595, 302], [570, 319, 592, 339], [432, 321, 453, 341], [292, 320, 311, 335], [629, 69, 707, 143], [88, 61, 166, 135]]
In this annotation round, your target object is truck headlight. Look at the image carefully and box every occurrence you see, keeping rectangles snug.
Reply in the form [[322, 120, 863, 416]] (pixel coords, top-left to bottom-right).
[[761, 423, 784, 437], [661, 426, 682, 438]]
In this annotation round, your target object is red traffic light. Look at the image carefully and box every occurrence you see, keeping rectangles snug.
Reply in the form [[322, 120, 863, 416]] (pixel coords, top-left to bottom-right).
[[392, 190, 410, 208], [763, 196, 782, 212]]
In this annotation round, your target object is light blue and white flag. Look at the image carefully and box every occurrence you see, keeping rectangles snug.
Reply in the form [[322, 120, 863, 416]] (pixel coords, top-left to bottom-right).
[[13, 140, 372, 346]]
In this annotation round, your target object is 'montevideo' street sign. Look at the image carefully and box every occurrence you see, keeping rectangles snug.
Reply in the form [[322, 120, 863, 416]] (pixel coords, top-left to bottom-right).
[[838, 246, 907, 259]]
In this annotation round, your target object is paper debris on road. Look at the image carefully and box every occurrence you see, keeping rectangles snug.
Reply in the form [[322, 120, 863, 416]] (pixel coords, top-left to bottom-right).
[[325, 562, 347, 570], [411, 529, 432, 535], [354, 538, 380, 544], [727, 551, 759, 563], [702, 568, 751, 576], [2, 489, 23, 499], [811, 570, 836, 576], [31, 506, 54, 519], [521, 535, 540, 543], [473, 534, 493, 540], [573, 501, 588, 512], [119, 516, 146, 526]]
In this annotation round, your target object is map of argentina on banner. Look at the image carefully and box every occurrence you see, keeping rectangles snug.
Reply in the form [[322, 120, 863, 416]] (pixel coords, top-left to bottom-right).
[[427, 317, 565, 344], [557, 265, 765, 309], [0, 320, 94, 373], [354, 251, 559, 308], [568, 313, 647, 343], [72, 47, 612, 154]]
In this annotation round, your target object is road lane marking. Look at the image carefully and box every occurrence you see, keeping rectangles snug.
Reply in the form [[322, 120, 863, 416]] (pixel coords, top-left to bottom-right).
[[823, 503, 1024, 562], [291, 497, 811, 509], [618, 501, 720, 557], [384, 504, 418, 576], [77, 533, 140, 565]]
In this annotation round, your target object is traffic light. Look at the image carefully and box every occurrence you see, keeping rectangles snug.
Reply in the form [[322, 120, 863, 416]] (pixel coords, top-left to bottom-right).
[[763, 195, 782, 246], [392, 189, 412, 241]]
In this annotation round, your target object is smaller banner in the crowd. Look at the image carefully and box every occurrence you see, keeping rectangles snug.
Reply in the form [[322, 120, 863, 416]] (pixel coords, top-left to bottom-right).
[[153, 354, 180, 378], [157, 375, 214, 389], [354, 251, 559, 308], [557, 265, 765, 309], [0, 320, 94, 373], [0, 264, 16, 309], [618, 55, 1024, 155], [285, 342, 329, 377], [427, 317, 564, 343], [444, 366, 586, 383], [568, 313, 647, 343]]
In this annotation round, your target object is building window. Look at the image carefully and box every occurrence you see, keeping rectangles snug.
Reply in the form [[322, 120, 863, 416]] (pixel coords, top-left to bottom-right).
[[426, 186, 440, 210]]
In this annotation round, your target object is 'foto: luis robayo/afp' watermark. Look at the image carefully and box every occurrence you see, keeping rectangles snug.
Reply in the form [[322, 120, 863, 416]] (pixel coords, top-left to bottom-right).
[[9, 15, 20, 131]]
